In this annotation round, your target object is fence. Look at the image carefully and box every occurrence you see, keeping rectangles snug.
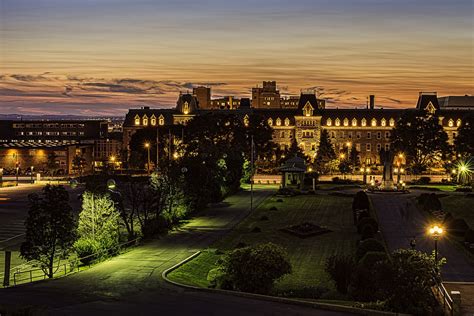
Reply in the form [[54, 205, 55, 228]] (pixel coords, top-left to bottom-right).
[[433, 283, 454, 316], [7, 238, 140, 287]]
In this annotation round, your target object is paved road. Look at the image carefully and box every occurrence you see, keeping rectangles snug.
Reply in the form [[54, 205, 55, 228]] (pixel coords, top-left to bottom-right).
[[370, 192, 474, 282], [0, 188, 350, 315]]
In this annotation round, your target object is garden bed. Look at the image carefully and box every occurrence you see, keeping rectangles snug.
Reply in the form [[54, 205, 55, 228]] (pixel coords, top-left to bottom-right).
[[280, 222, 332, 239]]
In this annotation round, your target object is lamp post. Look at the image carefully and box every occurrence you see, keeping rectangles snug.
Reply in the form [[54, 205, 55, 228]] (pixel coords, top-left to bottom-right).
[[30, 166, 34, 184], [429, 224, 443, 268], [144, 142, 151, 175]]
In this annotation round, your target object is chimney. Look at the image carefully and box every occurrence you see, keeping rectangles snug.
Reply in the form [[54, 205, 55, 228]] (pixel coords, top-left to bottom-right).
[[369, 95, 375, 110]]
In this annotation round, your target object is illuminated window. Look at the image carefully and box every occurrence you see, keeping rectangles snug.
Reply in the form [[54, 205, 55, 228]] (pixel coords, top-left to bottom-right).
[[142, 115, 148, 126], [448, 119, 454, 127], [352, 118, 357, 127], [284, 118, 290, 126], [150, 114, 156, 126], [303, 102, 314, 116], [327, 118, 332, 126], [343, 118, 349, 126], [381, 118, 386, 127], [371, 118, 377, 127], [244, 114, 249, 127], [134, 115, 140, 126], [276, 118, 281, 126], [361, 118, 367, 127], [268, 118, 273, 126], [456, 119, 461, 127], [335, 118, 340, 126], [389, 118, 395, 127], [158, 114, 165, 126], [183, 101, 190, 114]]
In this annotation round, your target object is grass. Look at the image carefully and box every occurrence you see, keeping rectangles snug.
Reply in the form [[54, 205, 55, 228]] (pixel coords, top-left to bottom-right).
[[408, 184, 457, 192], [440, 195, 474, 228], [168, 193, 358, 293]]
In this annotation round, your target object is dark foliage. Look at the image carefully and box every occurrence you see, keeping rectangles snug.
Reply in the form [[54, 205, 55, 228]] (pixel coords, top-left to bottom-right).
[[325, 255, 355, 294], [355, 238, 385, 261]]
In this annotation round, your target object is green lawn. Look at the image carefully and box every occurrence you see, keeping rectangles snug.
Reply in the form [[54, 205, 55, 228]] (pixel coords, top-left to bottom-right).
[[168, 193, 358, 293], [408, 184, 457, 192], [441, 195, 474, 228]]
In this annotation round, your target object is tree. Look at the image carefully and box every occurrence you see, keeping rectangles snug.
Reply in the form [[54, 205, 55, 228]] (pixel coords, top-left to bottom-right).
[[348, 144, 360, 172], [325, 255, 355, 294], [455, 114, 474, 158], [221, 243, 292, 294], [76, 191, 121, 257], [20, 185, 77, 278], [338, 160, 351, 178], [314, 129, 336, 174], [46, 152, 59, 176], [391, 112, 450, 174], [72, 155, 87, 176]]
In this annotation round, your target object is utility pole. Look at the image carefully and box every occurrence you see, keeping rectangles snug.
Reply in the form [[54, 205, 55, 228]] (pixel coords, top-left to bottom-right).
[[250, 135, 254, 212], [156, 128, 159, 171]]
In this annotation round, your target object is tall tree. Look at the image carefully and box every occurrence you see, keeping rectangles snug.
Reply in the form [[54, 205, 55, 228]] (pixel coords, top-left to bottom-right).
[[20, 185, 77, 278], [314, 129, 336, 174], [72, 155, 87, 176], [391, 113, 450, 174], [455, 114, 474, 158], [348, 144, 360, 172], [46, 152, 59, 176]]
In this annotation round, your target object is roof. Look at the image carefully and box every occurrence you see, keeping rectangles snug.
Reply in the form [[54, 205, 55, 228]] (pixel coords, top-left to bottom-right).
[[416, 92, 440, 111], [438, 96, 474, 109], [280, 155, 306, 173], [123, 108, 176, 127], [0, 140, 78, 149]]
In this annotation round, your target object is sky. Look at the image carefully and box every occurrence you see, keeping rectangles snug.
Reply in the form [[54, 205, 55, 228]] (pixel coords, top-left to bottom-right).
[[0, 0, 473, 115]]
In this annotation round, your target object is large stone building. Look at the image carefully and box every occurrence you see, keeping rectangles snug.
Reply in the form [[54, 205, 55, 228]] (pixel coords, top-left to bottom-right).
[[123, 83, 473, 169]]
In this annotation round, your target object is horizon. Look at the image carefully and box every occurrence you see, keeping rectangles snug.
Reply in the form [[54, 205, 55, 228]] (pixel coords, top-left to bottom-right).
[[1, 0, 473, 115]]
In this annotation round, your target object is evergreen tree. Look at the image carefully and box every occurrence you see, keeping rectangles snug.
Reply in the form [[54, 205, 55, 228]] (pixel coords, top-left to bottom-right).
[[455, 114, 474, 158], [314, 129, 336, 174], [21, 185, 77, 278]]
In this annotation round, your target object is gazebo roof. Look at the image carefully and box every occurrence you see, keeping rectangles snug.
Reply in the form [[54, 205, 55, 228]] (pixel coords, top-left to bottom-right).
[[279, 155, 306, 173]]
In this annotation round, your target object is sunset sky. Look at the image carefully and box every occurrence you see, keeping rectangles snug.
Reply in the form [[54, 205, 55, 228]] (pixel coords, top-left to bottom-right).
[[1, 0, 472, 115]]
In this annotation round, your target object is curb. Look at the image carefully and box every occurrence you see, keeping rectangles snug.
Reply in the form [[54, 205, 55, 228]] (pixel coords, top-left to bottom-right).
[[162, 251, 408, 316]]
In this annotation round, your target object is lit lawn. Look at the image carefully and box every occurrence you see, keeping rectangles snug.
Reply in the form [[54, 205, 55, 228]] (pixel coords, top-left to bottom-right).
[[440, 195, 474, 228], [408, 184, 457, 192], [169, 193, 358, 292]]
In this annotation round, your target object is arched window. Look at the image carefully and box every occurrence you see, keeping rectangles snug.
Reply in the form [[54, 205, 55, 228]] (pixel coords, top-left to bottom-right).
[[448, 119, 454, 127], [352, 118, 357, 127], [142, 115, 148, 126], [326, 118, 332, 126], [243, 114, 249, 127], [134, 115, 140, 125], [389, 118, 395, 127], [361, 118, 367, 127], [276, 118, 281, 126], [158, 114, 165, 126], [371, 118, 377, 127], [335, 118, 340, 126], [381, 118, 386, 127], [150, 114, 156, 126], [268, 118, 273, 126], [284, 118, 290, 126], [456, 119, 462, 127], [183, 101, 190, 115], [343, 118, 349, 126]]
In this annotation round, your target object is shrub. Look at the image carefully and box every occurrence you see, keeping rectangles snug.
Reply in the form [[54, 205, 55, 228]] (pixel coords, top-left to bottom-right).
[[356, 238, 385, 261], [360, 224, 375, 240], [356, 210, 370, 223], [455, 186, 473, 192], [357, 217, 378, 234], [416, 177, 431, 185], [235, 242, 247, 248], [260, 215, 269, 221], [269, 206, 278, 211], [251, 226, 261, 233], [359, 251, 388, 268], [418, 193, 442, 213], [325, 255, 355, 294], [142, 216, 170, 238], [74, 238, 100, 265], [465, 229, 474, 244], [221, 243, 292, 294], [352, 191, 370, 211], [276, 286, 329, 299]]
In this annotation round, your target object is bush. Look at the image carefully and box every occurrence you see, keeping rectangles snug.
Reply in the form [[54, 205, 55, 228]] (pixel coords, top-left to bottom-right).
[[356, 238, 385, 261], [74, 238, 100, 265], [352, 191, 370, 211], [359, 251, 388, 268], [325, 255, 355, 294], [448, 218, 470, 236], [414, 177, 431, 185], [356, 210, 370, 223], [276, 286, 329, 299], [142, 216, 170, 238], [455, 186, 473, 192], [251, 226, 261, 233], [357, 217, 378, 234], [360, 224, 375, 240], [220, 243, 292, 294], [465, 229, 474, 244], [260, 215, 269, 221], [418, 193, 442, 213], [269, 206, 278, 211]]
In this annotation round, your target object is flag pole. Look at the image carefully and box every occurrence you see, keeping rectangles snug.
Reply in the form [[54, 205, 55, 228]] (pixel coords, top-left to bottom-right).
[[250, 135, 254, 212]]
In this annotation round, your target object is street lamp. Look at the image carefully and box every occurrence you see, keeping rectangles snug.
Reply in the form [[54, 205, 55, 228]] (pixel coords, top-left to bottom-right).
[[144, 142, 151, 175], [30, 166, 34, 184], [428, 224, 443, 265]]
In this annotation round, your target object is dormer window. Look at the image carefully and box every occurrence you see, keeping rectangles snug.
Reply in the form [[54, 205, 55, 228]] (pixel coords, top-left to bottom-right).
[[244, 114, 249, 127], [343, 118, 349, 126], [151, 114, 156, 126], [134, 115, 140, 126], [276, 118, 281, 126], [183, 101, 190, 115], [268, 118, 273, 126], [448, 119, 454, 127], [425, 101, 436, 115], [335, 118, 340, 126], [284, 118, 290, 126], [389, 118, 395, 127], [456, 119, 462, 127], [327, 118, 332, 126], [142, 115, 148, 126], [303, 102, 314, 117], [381, 118, 386, 127], [361, 118, 367, 127], [371, 118, 377, 127], [158, 114, 165, 126], [352, 118, 357, 127]]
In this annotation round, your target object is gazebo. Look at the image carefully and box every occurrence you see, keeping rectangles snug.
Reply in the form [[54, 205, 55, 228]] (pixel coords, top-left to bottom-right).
[[279, 156, 306, 189]]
